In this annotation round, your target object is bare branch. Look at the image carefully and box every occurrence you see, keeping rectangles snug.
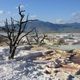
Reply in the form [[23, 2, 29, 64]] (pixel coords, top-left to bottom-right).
[[2, 5, 34, 59], [40, 34, 47, 44], [17, 28, 35, 45]]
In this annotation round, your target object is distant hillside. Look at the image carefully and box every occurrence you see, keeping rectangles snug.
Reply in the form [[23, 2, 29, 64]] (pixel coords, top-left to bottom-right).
[[26, 20, 80, 33], [1, 19, 80, 33]]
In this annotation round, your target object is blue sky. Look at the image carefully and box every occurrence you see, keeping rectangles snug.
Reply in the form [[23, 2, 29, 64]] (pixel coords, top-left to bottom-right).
[[0, 0, 80, 24]]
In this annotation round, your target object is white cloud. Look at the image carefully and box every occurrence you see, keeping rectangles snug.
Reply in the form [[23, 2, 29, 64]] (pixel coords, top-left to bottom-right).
[[7, 11, 11, 14], [52, 12, 80, 24], [0, 10, 4, 15], [68, 12, 80, 23], [72, 12, 80, 16], [20, 4, 24, 8], [53, 19, 65, 24], [30, 15, 37, 19], [71, 12, 80, 18], [16, 4, 24, 9], [0, 20, 5, 26]]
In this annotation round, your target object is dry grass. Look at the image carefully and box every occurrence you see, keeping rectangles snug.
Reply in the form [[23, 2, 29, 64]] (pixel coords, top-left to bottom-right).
[[31, 45, 48, 51], [73, 49, 80, 56], [0, 36, 8, 47], [61, 63, 80, 74]]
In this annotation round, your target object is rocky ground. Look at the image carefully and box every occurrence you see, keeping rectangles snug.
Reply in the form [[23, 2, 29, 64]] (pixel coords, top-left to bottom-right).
[[0, 46, 80, 80]]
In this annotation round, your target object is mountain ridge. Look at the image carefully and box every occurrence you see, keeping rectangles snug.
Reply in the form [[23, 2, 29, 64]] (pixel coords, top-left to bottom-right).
[[26, 19, 80, 33], [1, 19, 80, 33]]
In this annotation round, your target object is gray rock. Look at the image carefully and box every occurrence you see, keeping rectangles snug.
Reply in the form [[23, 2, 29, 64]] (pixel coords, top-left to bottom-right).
[[64, 58, 72, 64], [53, 59, 62, 68], [67, 75, 74, 80], [75, 69, 80, 75]]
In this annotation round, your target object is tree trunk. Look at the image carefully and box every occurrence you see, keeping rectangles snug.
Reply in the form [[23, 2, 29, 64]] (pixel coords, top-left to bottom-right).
[[26, 36, 31, 45], [9, 46, 17, 59]]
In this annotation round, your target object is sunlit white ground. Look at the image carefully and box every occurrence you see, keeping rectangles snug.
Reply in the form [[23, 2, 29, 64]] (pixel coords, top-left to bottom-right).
[[0, 46, 79, 80]]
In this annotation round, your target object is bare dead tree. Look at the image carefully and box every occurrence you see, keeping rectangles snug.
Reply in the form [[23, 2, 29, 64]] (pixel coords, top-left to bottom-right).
[[3, 5, 34, 59], [33, 28, 47, 46], [26, 35, 31, 45]]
